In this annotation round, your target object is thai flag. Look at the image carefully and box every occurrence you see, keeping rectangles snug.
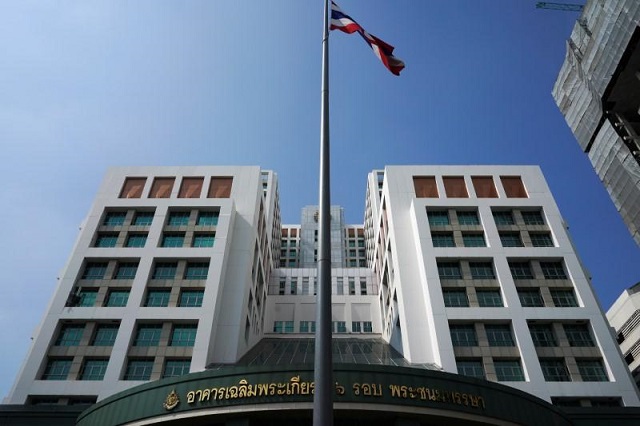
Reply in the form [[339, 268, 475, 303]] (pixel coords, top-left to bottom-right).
[[330, 1, 405, 76]]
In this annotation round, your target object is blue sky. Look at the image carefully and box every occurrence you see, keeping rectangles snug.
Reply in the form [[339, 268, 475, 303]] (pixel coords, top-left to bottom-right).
[[1, 0, 638, 399]]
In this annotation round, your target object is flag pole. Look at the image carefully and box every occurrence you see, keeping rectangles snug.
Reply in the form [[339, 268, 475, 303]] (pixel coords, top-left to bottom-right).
[[313, 0, 333, 424]]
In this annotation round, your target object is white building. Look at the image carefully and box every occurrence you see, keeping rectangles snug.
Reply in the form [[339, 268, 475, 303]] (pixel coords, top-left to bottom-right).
[[607, 283, 640, 391], [7, 165, 640, 409]]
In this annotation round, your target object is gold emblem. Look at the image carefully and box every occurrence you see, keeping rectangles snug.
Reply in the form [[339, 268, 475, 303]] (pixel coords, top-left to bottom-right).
[[163, 389, 180, 411]]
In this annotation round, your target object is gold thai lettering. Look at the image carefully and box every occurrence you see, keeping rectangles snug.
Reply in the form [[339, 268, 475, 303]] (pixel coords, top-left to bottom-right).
[[388, 384, 484, 409], [182, 375, 485, 410]]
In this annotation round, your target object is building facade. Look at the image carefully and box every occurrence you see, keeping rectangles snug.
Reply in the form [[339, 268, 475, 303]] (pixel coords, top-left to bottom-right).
[[607, 282, 640, 391], [6, 165, 640, 424], [553, 0, 640, 246]]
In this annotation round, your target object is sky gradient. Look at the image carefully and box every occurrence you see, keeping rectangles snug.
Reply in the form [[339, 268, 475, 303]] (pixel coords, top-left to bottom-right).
[[1, 0, 638, 400]]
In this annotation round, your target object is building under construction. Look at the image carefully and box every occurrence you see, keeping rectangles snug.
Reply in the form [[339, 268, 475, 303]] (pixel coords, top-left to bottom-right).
[[553, 0, 640, 246]]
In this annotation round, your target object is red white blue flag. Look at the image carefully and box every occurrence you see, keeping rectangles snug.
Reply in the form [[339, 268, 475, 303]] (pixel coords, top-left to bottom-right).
[[330, 1, 405, 76]]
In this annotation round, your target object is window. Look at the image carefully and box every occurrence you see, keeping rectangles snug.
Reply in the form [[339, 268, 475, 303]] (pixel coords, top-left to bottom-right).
[[126, 233, 147, 248], [462, 234, 486, 247], [273, 321, 294, 333], [145, 289, 171, 307], [564, 324, 594, 347], [471, 176, 498, 198], [509, 261, 533, 279], [348, 279, 356, 295], [360, 279, 367, 295], [80, 359, 108, 381], [133, 211, 154, 226], [443, 289, 469, 307], [351, 322, 362, 333], [469, 262, 495, 279], [163, 359, 191, 378], [134, 324, 162, 346], [77, 289, 98, 306], [530, 233, 554, 247], [179, 290, 204, 307], [500, 232, 523, 247], [161, 234, 185, 248], [577, 360, 608, 382], [105, 290, 130, 307], [443, 176, 468, 198], [551, 398, 581, 407], [456, 359, 484, 379], [120, 177, 145, 199], [540, 359, 571, 381], [541, 262, 567, 279], [184, 262, 209, 279], [193, 233, 215, 247], [333, 321, 347, 333], [457, 211, 480, 225], [529, 324, 557, 347], [476, 289, 503, 307], [152, 262, 177, 279], [413, 176, 438, 198], [92, 325, 119, 346], [437, 262, 462, 279], [149, 177, 175, 198], [82, 262, 107, 279], [55, 325, 84, 346], [427, 210, 449, 226], [501, 176, 528, 198], [196, 211, 219, 226], [517, 289, 544, 307], [450, 324, 477, 346], [208, 177, 233, 198], [42, 359, 72, 380], [432, 233, 455, 247], [103, 212, 126, 226], [494, 360, 525, 381], [168, 211, 190, 226], [124, 359, 154, 380], [551, 289, 578, 307], [178, 177, 203, 198], [170, 325, 197, 347], [291, 278, 298, 295], [485, 324, 514, 346], [493, 211, 514, 225], [522, 210, 544, 225], [300, 321, 316, 333], [95, 233, 118, 247], [114, 262, 138, 279]]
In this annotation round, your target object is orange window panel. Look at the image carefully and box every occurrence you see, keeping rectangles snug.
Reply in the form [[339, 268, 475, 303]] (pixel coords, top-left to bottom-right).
[[208, 177, 233, 198], [119, 177, 146, 199], [443, 177, 468, 198], [149, 177, 175, 198], [178, 177, 204, 198], [413, 176, 438, 198], [501, 176, 528, 198], [471, 176, 498, 198]]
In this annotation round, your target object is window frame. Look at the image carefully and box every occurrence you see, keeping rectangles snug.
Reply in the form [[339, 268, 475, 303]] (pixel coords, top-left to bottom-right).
[[494, 359, 525, 381], [144, 289, 171, 307], [476, 289, 504, 307], [443, 288, 469, 307], [450, 324, 478, 346], [540, 358, 571, 382]]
